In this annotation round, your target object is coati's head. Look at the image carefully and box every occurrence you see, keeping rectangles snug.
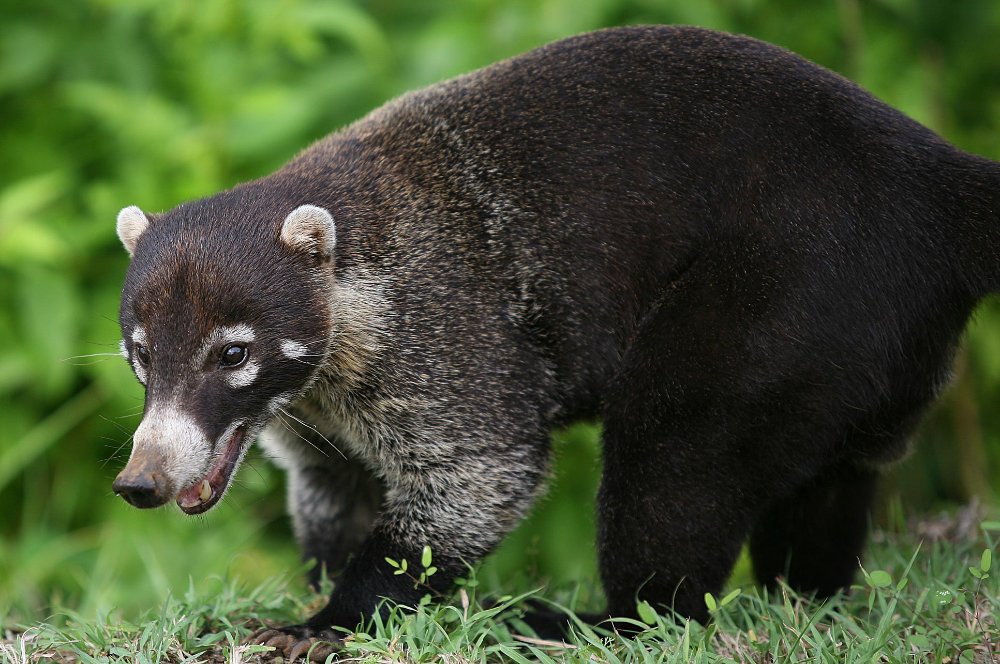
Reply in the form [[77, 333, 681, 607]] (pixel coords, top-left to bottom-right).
[[114, 190, 335, 514]]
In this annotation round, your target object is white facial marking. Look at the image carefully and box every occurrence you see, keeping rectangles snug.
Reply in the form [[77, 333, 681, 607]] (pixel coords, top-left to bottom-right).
[[118, 339, 128, 359], [280, 339, 309, 360], [130, 403, 211, 492], [267, 391, 295, 415], [131, 326, 148, 384], [280, 204, 336, 257], [195, 324, 257, 369], [116, 205, 149, 256], [215, 324, 256, 344], [224, 358, 260, 388]]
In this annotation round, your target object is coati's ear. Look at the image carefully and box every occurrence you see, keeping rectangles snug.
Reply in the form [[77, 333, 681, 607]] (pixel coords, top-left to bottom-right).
[[116, 206, 150, 257], [280, 204, 336, 261]]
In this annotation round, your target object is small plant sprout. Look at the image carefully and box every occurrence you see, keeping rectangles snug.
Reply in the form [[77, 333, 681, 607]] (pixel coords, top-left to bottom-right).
[[385, 556, 408, 575], [969, 548, 991, 580], [703, 588, 741, 616], [384, 545, 439, 599], [420, 545, 438, 584], [864, 568, 892, 588], [636, 600, 658, 626]]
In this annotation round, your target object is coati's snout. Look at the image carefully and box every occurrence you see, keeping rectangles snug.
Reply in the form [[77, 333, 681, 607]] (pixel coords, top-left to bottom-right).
[[112, 451, 172, 508], [112, 401, 227, 512], [113, 403, 249, 514]]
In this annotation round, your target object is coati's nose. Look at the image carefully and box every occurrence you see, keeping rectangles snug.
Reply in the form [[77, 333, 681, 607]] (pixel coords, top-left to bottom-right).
[[113, 467, 171, 509]]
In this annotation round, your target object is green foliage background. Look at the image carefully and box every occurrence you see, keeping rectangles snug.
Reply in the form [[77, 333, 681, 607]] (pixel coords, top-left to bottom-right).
[[4, 0, 1000, 628]]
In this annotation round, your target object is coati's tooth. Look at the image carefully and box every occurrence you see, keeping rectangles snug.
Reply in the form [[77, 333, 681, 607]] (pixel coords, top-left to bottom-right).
[[199, 479, 212, 501]]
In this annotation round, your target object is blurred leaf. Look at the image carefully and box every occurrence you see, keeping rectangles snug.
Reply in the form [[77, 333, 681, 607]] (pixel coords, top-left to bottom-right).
[[0, 384, 105, 493], [0, 354, 32, 393], [17, 266, 82, 395], [0, 22, 59, 93], [0, 224, 67, 265], [720, 588, 742, 607], [0, 172, 69, 223], [62, 82, 194, 161], [291, 2, 392, 67], [867, 570, 893, 588]]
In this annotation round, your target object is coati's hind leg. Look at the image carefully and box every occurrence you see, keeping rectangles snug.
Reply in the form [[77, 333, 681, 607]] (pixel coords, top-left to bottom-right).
[[288, 459, 384, 588], [598, 417, 765, 623], [750, 462, 877, 597], [595, 259, 844, 624]]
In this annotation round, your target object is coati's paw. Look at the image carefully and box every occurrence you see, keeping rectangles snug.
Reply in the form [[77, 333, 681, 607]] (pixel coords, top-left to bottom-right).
[[247, 625, 341, 662]]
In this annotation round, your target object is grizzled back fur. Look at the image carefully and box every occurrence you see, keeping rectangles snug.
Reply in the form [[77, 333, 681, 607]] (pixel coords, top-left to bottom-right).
[[115, 25, 1000, 640]]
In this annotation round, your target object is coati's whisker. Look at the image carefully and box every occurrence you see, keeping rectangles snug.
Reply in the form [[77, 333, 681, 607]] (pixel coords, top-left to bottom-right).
[[242, 459, 267, 483], [277, 407, 347, 460], [61, 353, 123, 365], [274, 414, 334, 460], [98, 414, 133, 435], [97, 435, 128, 449], [100, 435, 134, 467], [276, 409, 346, 460], [62, 352, 124, 360], [286, 357, 322, 368]]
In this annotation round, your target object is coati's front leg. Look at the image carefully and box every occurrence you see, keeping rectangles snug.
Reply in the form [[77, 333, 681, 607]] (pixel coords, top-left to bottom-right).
[[312, 449, 548, 623], [288, 460, 384, 588], [259, 424, 384, 588], [254, 430, 550, 658]]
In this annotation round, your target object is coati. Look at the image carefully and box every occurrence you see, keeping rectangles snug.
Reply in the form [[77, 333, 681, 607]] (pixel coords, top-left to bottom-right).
[[113, 24, 1000, 657]]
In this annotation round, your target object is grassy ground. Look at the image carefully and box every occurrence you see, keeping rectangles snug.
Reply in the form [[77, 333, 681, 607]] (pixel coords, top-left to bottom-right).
[[3, 505, 998, 663]]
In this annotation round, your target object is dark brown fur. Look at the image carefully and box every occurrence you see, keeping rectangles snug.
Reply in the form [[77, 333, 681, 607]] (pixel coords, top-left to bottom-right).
[[117, 26, 1000, 649]]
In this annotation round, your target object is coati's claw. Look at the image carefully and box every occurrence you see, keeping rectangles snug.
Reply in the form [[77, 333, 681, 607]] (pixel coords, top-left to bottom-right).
[[247, 627, 278, 643], [289, 638, 337, 662], [247, 625, 341, 661]]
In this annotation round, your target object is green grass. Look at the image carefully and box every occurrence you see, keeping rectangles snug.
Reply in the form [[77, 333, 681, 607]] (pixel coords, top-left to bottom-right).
[[4, 510, 998, 663]]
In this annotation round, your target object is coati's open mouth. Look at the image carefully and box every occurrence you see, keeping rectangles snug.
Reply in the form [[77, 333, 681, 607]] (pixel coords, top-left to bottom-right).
[[176, 424, 247, 515]]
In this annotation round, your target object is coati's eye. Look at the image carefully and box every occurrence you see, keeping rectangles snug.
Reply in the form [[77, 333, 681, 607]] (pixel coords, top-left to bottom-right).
[[134, 343, 150, 366], [221, 343, 248, 368]]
